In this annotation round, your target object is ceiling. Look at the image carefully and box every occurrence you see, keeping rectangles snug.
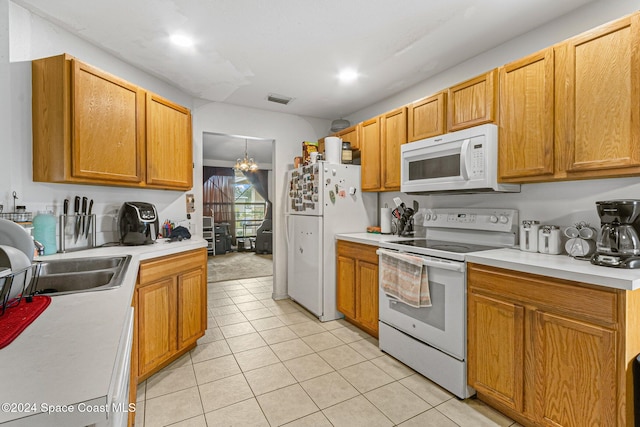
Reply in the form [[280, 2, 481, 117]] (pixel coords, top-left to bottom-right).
[[202, 133, 273, 165], [14, 0, 597, 120]]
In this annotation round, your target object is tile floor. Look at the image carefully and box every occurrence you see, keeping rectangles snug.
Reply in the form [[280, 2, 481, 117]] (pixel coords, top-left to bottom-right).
[[134, 276, 521, 427]]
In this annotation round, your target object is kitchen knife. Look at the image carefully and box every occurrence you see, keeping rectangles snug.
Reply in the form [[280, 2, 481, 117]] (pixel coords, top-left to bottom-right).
[[85, 199, 94, 240], [74, 196, 81, 243], [81, 196, 88, 235]]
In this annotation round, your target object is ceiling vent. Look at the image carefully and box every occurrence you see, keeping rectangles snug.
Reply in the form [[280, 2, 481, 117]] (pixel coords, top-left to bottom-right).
[[267, 93, 293, 105], [330, 118, 351, 133]]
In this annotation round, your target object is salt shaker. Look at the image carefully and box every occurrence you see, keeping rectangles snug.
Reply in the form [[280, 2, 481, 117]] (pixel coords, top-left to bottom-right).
[[538, 225, 562, 254], [520, 220, 540, 252]]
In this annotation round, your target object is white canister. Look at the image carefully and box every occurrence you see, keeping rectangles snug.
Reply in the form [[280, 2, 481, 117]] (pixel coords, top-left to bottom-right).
[[519, 220, 540, 252], [538, 225, 562, 255], [380, 208, 392, 234], [324, 137, 342, 164]]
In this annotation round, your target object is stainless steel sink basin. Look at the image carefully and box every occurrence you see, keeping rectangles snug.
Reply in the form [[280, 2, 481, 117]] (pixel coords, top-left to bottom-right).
[[31, 255, 131, 296]]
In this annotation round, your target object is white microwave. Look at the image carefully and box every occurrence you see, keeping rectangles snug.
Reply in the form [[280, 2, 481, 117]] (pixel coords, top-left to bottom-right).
[[400, 124, 520, 194]]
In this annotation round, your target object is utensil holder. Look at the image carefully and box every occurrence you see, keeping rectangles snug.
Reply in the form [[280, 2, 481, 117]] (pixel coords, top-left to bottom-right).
[[58, 214, 96, 253]]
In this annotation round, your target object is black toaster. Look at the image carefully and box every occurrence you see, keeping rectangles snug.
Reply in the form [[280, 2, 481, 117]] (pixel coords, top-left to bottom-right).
[[118, 202, 159, 245]]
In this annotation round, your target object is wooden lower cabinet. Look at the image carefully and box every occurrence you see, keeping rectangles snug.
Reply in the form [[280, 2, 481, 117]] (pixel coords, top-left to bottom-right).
[[132, 248, 207, 383], [468, 263, 640, 427], [336, 240, 379, 337]]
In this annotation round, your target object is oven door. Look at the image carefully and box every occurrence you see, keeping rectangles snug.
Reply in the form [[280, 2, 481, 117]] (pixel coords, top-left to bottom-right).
[[378, 251, 466, 360]]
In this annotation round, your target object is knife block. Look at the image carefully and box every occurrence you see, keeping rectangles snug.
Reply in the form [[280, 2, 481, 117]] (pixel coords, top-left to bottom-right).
[[58, 214, 96, 253]]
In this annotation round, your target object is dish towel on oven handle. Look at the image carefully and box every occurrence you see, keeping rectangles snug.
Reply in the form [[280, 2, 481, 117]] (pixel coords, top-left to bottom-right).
[[379, 249, 432, 308]]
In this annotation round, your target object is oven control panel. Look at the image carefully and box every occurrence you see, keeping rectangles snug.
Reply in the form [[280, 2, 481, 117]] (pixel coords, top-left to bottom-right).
[[422, 208, 518, 233]]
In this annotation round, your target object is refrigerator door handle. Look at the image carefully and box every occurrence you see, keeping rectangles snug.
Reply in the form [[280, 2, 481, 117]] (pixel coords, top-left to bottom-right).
[[285, 215, 290, 246]]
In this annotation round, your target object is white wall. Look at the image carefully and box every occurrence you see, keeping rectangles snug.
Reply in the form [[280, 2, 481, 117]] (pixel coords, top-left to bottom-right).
[[193, 102, 330, 298], [350, 0, 640, 233]]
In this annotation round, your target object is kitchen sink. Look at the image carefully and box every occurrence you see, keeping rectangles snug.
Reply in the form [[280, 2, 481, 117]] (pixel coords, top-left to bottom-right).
[[31, 255, 132, 296]]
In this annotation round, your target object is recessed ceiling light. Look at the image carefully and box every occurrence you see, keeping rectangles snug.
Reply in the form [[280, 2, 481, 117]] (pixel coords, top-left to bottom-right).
[[338, 68, 359, 83], [170, 34, 194, 48]]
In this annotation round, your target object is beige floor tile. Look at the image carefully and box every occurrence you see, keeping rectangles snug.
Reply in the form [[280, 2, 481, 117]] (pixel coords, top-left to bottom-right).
[[244, 362, 297, 395], [349, 338, 384, 360], [364, 382, 431, 424], [234, 346, 280, 372], [226, 332, 267, 353], [322, 395, 393, 427], [397, 408, 458, 426], [193, 354, 241, 384], [136, 381, 146, 401], [269, 305, 302, 316], [259, 326, 298, 344], [399, 374, 454, 407], [370, 354, 414, 379], [321, 320, 345, 331], [242, 281, 266, 289], [250, 316, 286, 331], [225, 289, 251, 297], [208, 297, 234, 307], [232, 294, 258, 304], [236, 300, 266, 312], [270, 338, 315, 361], [190, 339, 232, 363], [437, 398, 515, 427], [215, 312, 248, 327], [299, 371, 360, 409], [210, 305, 240, 316], [168, 414, 208, 427], [197, 326, 224, 345], [283, 411, 333, 426], [242, 307, 274, 321], [144, 387, 203, 427], [318, 344, 366, 370], [278, 312, 314, 325], [219, 321, 256, 338], [302, 331, 344, 352], [146, 364, 197, 399], [217, 283, 245, 291], [256, 384, 319, 426], [161, 352, 192, 371], [252, 291, 273, 300], [199, 374, 254, 413], [331, 325, 371, 343], [238, 277, 260, 284], [338, 361, 395, 393], [134, 400, 144, 427], [283, 353, 334, 382], [204, 398, 269, 427], [288, 321, 327, 337]]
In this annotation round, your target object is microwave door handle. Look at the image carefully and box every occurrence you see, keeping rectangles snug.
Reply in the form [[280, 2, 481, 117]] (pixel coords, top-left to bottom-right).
[[459, 138, 471, 180]]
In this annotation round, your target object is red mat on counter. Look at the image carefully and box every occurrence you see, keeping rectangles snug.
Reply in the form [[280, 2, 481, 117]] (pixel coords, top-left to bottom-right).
[[0, 296, 51, 349]]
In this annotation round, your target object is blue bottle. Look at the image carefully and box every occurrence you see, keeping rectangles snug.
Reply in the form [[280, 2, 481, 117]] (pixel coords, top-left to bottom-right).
[[33, 210, 57, 255]]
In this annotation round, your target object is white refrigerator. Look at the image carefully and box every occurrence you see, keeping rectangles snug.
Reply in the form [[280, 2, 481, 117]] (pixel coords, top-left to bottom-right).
[[285, 162, 376, 321]]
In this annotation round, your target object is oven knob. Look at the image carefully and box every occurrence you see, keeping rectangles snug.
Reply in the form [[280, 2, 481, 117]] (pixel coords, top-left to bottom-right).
[[431, 214, 437, 221], [499, 215, 509, 224], [424, 213, 431, 221], [489, 215, 498, 223]]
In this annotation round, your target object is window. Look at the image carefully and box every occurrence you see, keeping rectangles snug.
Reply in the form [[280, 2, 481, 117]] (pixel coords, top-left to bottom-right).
[[233, 171, 265, 239]]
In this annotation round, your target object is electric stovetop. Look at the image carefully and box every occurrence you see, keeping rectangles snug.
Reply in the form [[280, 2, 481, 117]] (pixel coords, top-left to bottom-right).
[[380, 238, 503, 261]]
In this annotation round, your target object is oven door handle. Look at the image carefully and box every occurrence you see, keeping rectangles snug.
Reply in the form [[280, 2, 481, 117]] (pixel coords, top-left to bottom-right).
[[376, 249, 465, 273]]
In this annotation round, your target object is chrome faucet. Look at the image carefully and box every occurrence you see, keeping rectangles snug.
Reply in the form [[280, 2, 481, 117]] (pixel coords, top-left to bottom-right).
[[33, 239, 45, 256]]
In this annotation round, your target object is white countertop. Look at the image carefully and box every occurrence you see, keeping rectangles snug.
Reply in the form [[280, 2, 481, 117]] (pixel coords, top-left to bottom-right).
[[0, 237, 207, 426], [336, 233, 640, 291]]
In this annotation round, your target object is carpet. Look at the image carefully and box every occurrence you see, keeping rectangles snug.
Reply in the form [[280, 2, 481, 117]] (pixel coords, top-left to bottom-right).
[[207, 252, 273, 282]]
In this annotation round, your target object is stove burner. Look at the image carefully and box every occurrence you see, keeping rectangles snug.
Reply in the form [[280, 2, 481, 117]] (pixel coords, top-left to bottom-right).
[[387, 239, 500, 254], [429, 244, 474, 252]]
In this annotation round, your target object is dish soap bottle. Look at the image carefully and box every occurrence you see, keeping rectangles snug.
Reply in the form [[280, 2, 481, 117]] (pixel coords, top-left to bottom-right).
[[33, 210, 57, 255]]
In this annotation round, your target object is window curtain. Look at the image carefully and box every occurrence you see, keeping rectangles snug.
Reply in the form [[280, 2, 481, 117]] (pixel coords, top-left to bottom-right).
[[242, 170, 271, 220], [203, 167, 236, 239]]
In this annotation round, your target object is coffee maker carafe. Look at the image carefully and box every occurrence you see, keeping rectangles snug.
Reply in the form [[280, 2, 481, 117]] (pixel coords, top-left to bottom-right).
[[591, 200, 640, 268]]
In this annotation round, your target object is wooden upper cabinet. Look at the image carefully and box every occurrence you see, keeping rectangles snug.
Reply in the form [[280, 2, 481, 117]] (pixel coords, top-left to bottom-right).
[[146, 93, 193, 189], [360, 117, 382, 191], [448, 69, 498, 132], [335, 124, 360, 150], [498, 48, 555, 182], [381, 107, 407, 190], [556, 13, 640, 178], [407, 92, 446, 141]]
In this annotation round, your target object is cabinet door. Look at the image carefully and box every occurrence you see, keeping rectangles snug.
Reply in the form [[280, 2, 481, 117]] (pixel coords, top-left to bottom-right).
[[137, 278, 177, 377], [499, 48, 555, 181], [557, 13, 640, 177], [72, 59, 144, 184], [146, 93, 193, 189], [381, 107, 407, 190], [337, 124, 360, 150], [360, 117, 382, 191], [407, 92, 446, 141], [177, 268, 207, 350], [336, 255, 356, 319], [468, 291, 524, 412], [448, 69, 498, 132], [356, 260, 379, 335], [534, 311, 616, 427]]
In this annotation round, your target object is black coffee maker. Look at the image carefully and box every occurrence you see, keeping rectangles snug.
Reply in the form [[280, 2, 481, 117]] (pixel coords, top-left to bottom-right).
[[591, 200, 640, 268]]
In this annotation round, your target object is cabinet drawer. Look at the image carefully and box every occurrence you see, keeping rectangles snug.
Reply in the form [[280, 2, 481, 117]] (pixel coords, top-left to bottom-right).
[[336, 240, 378, 264], [468, 263, 618, 325], [139, 248, 206, 285]]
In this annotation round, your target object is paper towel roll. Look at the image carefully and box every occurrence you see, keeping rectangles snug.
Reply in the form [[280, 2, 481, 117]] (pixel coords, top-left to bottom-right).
[[380, 208, 392, 234], [324, 137, 342, 164]]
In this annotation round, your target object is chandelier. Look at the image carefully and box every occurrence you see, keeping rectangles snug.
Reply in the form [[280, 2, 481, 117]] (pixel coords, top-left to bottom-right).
[[234, 139, 258, 172]]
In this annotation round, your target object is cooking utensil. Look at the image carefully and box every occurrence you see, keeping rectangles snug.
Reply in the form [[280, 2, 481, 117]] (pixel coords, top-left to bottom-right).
[[85, 199, 94, 239], [81, 196, 88, 235], [74, 196, 81, 243], [63, 198, 69, 216]]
